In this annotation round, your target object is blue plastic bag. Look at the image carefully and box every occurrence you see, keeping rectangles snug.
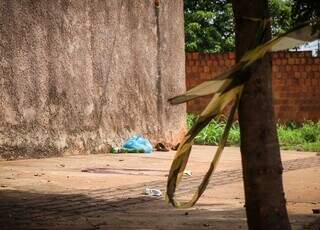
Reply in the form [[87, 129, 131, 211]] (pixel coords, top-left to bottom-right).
[[122, 135, 153, 153]]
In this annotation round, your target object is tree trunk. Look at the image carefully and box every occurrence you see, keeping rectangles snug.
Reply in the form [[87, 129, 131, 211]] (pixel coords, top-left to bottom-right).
[[231, 0, 291, 229]]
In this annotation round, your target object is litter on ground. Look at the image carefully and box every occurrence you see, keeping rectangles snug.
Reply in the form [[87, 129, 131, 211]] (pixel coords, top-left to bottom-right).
[[111, 135, 153, 153], [144, 188, 162, 197]]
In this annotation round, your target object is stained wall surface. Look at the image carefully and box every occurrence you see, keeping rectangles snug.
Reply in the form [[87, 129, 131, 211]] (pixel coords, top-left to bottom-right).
[[0, 0, 186, 159]]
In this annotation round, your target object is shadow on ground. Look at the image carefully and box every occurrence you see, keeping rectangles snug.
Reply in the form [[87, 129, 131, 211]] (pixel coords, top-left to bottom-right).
[[0, 190, 318, 230]]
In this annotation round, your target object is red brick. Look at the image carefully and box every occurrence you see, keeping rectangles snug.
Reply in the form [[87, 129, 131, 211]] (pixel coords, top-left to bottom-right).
[[300, 58, 306, 64], [281, 59, 288, 65], [312, 79, 318, 86], [186, 51, 320, 122], [292, 65, 298, 72], [285, 52, 292, 58], [274, 72, 282, 79], [298, 65, 305, 72], [228, 52, 235, 60], [288, 58, 295, 65], [275, 58, 282, 65], [312, 65, 318, 72], [273, 52, 279, 58], [191, 66, 197, 73], [294, 72, 301, 78], [306, 65, 312, 72], [285, 65, 292, 72], [211, 54, 218, 61], [199, 72, 207, 79], [199, 53, 205, 61], [307, 59, 314, 64], [292, 52, 299, 58], [212, 61, 218, 66], [226, 60, 234, 66], [307, 72, 314, 78], [305, 79, 311, 87], [273, 65, 279, 72]]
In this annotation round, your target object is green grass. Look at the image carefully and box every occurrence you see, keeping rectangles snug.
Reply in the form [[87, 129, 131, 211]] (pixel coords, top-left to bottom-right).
[[277, 122, 320, 152], [187, 114, 320, 152]]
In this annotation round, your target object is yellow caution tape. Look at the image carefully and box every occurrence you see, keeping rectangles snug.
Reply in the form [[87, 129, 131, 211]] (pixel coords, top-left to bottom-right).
[[166, 20, 320, 208]]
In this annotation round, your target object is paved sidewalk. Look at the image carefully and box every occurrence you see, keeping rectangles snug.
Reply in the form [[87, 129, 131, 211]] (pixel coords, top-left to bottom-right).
[[0, 146, 319, 229]]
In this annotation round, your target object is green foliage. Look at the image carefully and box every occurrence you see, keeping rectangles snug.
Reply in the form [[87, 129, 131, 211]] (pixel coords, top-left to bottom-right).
[[291, 0, 320, 24], [187, 114, 320, 152], [269, 0, 294, 35], [187, 114, 240, 146], [184, 0, 294, 52], [184, 0, 234, 52], [278, 121, 320, 151]]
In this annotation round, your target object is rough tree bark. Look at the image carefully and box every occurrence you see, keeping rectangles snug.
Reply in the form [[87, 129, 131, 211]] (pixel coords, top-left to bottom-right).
[[232, 0, 291, 229]]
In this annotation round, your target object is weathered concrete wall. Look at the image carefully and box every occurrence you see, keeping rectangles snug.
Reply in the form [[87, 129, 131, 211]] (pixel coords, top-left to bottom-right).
[[0, 0, 186, 159]]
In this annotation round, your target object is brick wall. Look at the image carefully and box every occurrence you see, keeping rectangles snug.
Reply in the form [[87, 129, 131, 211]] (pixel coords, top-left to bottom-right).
[[186, 51, 320, 122]]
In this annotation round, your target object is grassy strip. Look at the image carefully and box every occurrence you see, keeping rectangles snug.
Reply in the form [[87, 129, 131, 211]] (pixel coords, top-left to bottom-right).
[[187, 114, 320, 152]]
